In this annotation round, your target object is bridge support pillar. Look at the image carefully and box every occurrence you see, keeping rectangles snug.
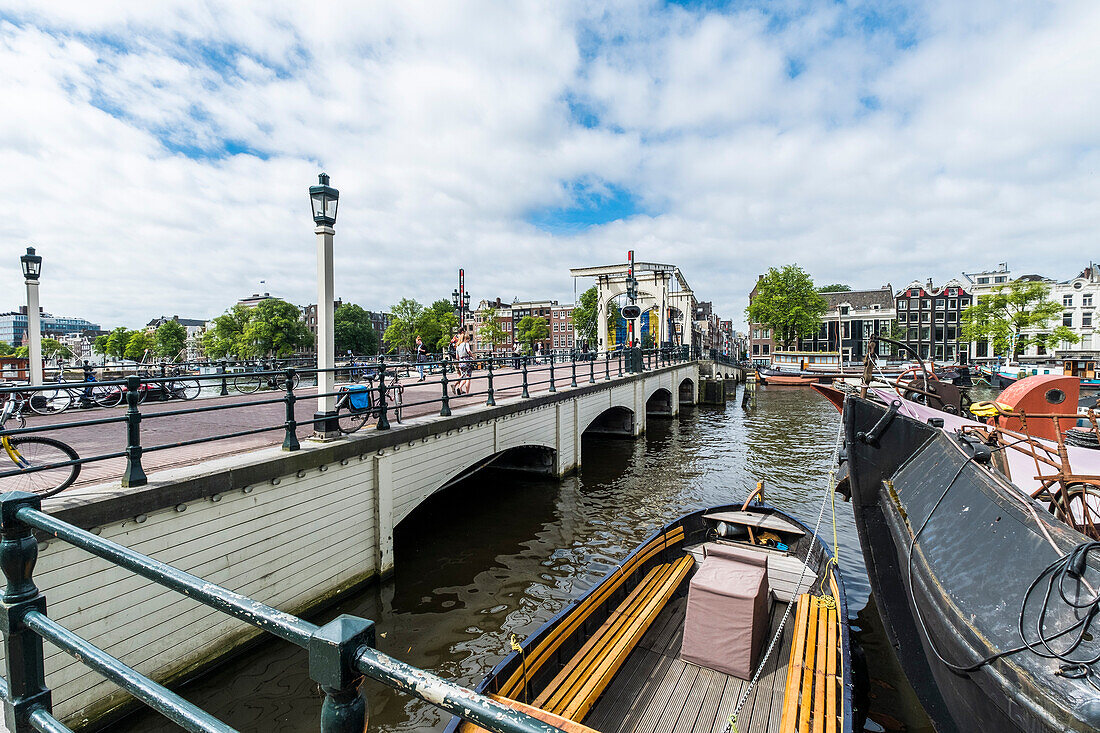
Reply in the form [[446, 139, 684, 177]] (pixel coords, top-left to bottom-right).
[[374, 453, 395, 580]]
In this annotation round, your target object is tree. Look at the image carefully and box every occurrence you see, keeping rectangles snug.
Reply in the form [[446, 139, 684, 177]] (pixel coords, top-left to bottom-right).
[[125, 331, 155, 362], [93, 333, 110, 357], [155, 320, 188, 360], [747, 265, 828, 349], [383, 298, 425, 354], [104, 327, 134, 359], [818, 284, 852, 293], [962, 280, 1080, 358], [478, 308, 509, 352], [572, 286, 598, 347], [40, 338, 73, 361], [13, 346, 28, 358], [0, 342, 13, 357], [200, 300, 312, 359], [201, 306, 250, 359], [515, 315, 549, 354], [423, 299, 458, 351], [334, 304, 379, 356]]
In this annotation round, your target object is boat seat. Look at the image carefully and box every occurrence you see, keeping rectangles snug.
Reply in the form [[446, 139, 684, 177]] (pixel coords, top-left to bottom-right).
[[680, 543, 770, 679], [530, 553, 694, 723], [779, 593, 840, 733]]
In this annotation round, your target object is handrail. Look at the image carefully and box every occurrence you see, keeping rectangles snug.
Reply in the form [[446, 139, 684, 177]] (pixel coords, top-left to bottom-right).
[[1, 347, 698, 490], [0, 493, 570, 733]]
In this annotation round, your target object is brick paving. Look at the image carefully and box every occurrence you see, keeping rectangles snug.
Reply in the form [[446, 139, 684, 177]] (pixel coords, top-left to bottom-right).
[[6, 359, 630, 490]]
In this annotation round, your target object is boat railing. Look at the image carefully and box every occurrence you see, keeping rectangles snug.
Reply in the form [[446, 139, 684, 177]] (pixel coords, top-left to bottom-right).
[[0, 490, 568, 733]]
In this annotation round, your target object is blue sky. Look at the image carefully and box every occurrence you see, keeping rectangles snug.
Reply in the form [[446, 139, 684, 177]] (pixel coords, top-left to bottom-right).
[[1, 1, 1098, 328]]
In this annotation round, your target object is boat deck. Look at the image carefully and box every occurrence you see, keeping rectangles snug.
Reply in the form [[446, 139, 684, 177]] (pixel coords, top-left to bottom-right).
[[585, 594, 794, 733]]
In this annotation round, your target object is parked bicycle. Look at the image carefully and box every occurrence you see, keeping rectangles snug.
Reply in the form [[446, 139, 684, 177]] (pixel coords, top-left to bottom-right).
[[334, 374, 404, 433], [234, 364, 301, 394], [95, 368, 202, 405], [0, 390, 80, 496]]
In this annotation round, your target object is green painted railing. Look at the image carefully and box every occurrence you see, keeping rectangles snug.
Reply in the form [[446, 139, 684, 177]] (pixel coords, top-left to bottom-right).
[[0, 491, 568, 733]]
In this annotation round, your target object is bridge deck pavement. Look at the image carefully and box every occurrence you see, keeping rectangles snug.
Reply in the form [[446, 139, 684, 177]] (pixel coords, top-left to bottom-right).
[[12, 364, 639, 491]]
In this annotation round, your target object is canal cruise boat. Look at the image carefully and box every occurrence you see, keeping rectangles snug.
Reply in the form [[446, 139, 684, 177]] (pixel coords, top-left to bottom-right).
[[446, 495, 854, 733]]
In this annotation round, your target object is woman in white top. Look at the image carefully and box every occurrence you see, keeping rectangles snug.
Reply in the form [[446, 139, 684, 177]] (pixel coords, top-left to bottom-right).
[[455, 332, 473, 395]]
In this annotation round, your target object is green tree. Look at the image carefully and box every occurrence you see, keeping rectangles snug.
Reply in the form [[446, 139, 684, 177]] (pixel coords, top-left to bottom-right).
[[13, 346, 28, 358], [478, 308, 509, 352], [201, 306, 250, 359], [40, 338, 74, 360], [241, 299, 314, 357], [747, 265, 828, 349], [962, 280, 1080, 358], [93, 333, 110, 357], [0, 342, 13, 356], [334, 304, 380, 356], [383, 298, 425, 354], [154, 320, 188, 360], [818, 284, 852, 293], [105, 327, 134, 359], [515, 315, 549, 354], [125, 331, 155, 361], [423, 299, 458, 351], [572, 286, 598, 347]]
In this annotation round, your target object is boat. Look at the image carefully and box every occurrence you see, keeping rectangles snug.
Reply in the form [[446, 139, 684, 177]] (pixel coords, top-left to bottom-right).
[[758, 351, 843, 386], [824, 375, 1100, 732], [446, 495, 855, 733]]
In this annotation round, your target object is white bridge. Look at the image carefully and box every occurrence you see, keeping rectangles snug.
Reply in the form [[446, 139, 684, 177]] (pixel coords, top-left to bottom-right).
[[11, 361, 702, 729]]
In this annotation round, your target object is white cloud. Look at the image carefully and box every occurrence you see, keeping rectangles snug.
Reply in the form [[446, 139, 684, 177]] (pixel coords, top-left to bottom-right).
[[0, 0, 1097, 333]]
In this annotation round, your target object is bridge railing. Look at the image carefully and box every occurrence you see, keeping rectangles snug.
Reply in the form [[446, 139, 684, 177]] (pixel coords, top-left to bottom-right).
[[0, 490, 568, 733], [0, 347, 697, 496]]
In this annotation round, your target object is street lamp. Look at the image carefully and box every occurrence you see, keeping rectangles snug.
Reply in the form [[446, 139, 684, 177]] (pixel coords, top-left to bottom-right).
[[309, 173, 339, 437], [20, 247, 43, 385]]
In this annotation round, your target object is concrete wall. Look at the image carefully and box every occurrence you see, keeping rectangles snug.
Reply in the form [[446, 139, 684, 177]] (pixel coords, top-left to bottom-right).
[[3, 363, 698, 729]]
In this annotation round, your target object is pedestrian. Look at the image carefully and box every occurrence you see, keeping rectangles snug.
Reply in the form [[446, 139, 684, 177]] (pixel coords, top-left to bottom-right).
[[455, 332, 473, 395], [535, 344, 543, 364], [415, 335, 426, 381], [512, 341, 522, 370]]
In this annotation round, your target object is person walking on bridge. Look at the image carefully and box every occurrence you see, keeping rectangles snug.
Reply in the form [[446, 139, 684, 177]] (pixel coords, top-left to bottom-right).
[[415, 335, 426, 381], [455, 332, 473, 395]]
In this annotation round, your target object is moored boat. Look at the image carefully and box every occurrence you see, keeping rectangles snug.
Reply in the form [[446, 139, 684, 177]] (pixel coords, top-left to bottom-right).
[[828, 375, 1100, 731], [445, 496, 855, 733]]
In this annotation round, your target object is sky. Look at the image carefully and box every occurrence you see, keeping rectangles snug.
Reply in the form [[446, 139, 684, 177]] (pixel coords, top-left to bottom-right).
[[1, 0, 1098, 331]]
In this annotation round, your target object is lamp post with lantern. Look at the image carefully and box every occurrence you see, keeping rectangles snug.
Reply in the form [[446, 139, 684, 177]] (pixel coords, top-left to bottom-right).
[[451, 268, 470, 339], [309, 173, 339, 437], [20, 247, 43, 385]]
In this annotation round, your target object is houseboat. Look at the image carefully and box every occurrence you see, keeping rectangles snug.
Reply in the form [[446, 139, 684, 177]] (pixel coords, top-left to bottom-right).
[[757, 350, 842, 385]]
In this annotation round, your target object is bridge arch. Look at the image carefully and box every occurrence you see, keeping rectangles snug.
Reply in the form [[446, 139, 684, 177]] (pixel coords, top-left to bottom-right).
[[679, 377, 696, 405], [582, 405, 636, 437], [646, 387, 674, 416]]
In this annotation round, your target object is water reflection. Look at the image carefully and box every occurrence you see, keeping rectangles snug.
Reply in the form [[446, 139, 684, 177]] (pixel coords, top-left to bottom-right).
[[116, 385, 929, 732]]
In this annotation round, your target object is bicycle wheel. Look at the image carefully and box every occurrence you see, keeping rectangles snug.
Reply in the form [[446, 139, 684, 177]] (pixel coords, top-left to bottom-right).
[[92, 385, 123, 408], [2, 436, 80, 497], [28, 389, 72, 415], [173, 380, 201, 401], [234, 375, 261, 394], [392, 386, 403, 423], [337, 407, 372, 434]]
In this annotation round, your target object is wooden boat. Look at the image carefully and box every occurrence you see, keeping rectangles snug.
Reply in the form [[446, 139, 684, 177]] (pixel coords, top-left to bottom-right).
[[445, 499, 855, 733], [828, 379, 1100, 732]]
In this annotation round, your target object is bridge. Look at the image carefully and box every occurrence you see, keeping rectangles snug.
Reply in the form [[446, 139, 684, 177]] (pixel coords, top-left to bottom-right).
[[0, 350, 703, 729]]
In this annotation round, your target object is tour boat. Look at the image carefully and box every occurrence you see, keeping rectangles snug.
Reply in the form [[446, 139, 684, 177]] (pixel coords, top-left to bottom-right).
[[446, 497, 854, 733], [823, 376, 1100, 732]]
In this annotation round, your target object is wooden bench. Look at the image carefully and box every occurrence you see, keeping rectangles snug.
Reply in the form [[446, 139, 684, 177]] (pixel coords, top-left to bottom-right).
[[533, 553, 694, 722], [778, 592, 840, 733], [496, 525, 685, 702]]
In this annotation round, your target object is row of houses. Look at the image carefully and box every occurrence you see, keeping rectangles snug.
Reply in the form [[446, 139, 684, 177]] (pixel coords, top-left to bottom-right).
[[748, 262, 1100, 365]]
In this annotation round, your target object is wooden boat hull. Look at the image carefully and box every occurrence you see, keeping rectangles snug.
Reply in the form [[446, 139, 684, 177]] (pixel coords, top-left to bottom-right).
[[841, 396, 1100, 733], [444, 502, 855, 733]]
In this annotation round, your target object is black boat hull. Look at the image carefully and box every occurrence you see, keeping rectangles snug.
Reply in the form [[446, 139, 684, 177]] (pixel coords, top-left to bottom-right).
[[842, 396, 1100, 732]]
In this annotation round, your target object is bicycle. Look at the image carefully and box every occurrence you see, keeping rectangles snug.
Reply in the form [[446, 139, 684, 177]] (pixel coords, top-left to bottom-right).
[[0, 391, 80, 496], [234, 364, 301, 394], [334, 374, 404, 433], [94, 368, 202, 405]]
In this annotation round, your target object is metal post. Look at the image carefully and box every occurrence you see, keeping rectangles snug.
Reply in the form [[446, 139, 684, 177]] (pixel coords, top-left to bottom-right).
[[219, 361, 229, 396], [0, 492, 51, 733], [486, 356, 496, 406], [521, 356, 530, 398], [24, 279, 42, 387], [548, 352, 556, 393], [570, 351, 577, 387], [315, 223, 337, 434], [605, 352, 611, 380], [589, 353, 596, 384], [121, 376, 147, 488], [375, 357, 389, 430], [440, 367, 451, 416], [282, 368, 300, 451], [309, 615, 374, 733]]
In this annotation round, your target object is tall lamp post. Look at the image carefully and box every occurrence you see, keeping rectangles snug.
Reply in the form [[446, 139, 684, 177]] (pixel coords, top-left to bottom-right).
[[451, 268, 470, 339], [20, 247, 43, 385], [309, 173, 339, 437]]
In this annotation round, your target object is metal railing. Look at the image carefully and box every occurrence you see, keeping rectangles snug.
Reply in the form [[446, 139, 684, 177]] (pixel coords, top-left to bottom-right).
[[1, 347, 698, 492], [0, 491, 569, 733]]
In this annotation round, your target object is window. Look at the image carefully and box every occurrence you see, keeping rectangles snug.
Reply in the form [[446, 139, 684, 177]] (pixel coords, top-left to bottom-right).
[[921, 327, 931, 341], [842, 322, 850, 339], [1064, 312, 1074, 327], [908, 328, 918, 341], [947, 326, 957, 340], [1084, 312, 1093, 328], [934, 312, 945, 322], [762, 345, 769, 355], [961, 298, 971, 306], [839, 306, 850, 315], [948, 299, 957, 309], [995, 276, 1007, 283], [922, 312, 931, 322], [948, 288, 958, 297], [898, 300, 907, 310], [977, 341, 989, 357], [922, 299, 931, 309], [1085, 294, 1094, 307], [935, 327, 944, 342], [936, 299, 945, 309], [1064, 295, 1074, 307], [752, 345, 759, 355], [909, 312, 919, 322], [947, 311, 957, 322], [910, 298, 919, 309], [977, 277, 989, 284]]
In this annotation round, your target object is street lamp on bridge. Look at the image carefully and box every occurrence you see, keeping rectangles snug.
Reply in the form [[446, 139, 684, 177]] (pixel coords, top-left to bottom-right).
[[20, 246, 43, 385], [451, 269, 470, 336], [309, 173, 339, 437]]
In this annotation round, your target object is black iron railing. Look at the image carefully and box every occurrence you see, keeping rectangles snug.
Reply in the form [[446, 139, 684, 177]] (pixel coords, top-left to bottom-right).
[[1, 347, 699, 493], [0, 491, 570, 733]]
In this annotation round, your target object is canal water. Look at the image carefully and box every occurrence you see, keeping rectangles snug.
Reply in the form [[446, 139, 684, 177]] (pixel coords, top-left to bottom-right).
[[118, 386, 932, 732]]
